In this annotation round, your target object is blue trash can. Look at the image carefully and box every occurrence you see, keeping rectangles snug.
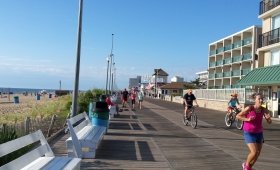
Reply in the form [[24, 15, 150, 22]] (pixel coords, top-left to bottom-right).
[[14, 96, 19, 104], [90, 101, 109, 129], [36, 94, 40, 100]]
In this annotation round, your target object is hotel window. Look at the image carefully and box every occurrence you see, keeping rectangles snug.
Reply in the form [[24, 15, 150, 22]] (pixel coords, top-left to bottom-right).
[[271, 14, 280, 41], [271, 49, 280, 65], [272, 14, 280, 29]]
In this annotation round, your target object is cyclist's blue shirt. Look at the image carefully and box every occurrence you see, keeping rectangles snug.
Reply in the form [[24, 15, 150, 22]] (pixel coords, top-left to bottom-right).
[[228, 99, 238, 107]]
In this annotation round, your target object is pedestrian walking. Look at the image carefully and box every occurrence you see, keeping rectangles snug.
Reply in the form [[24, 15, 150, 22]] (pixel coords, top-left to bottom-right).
[[236, 93, 272, 170], [138, 91, 144, 109]]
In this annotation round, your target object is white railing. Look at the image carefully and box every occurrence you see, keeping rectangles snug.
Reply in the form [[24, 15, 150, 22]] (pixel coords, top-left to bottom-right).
[[189, 88, 256, 103]]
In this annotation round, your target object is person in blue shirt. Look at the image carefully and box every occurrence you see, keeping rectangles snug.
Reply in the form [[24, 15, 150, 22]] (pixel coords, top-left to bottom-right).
[[227, 93, 241, 116]]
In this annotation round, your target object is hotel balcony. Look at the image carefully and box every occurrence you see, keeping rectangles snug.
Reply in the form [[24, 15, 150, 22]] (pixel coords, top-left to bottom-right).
[[258, 27, 280, 48], [259, 0, 280, 16]]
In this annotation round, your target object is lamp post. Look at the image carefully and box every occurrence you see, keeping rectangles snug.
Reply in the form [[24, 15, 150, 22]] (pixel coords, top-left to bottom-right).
[[105, 56, 110, 95], [71, 0, 83, 118], [108, 34, 114, 95], [155, 69, 158, 98], [111, 62, 115, 94]]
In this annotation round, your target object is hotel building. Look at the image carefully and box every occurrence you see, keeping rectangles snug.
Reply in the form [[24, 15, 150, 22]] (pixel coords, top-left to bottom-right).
[[208, 26, 262, 89], [239, 0, 280, 117]]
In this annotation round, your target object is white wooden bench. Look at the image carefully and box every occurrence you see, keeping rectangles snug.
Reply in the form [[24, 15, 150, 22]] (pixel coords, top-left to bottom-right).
[[0, 130, 81, 170], [66, 112, 106, 159]]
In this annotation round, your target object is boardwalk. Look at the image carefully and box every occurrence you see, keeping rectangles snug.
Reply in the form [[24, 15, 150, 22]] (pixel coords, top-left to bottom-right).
[[51, 98, 280, 170]]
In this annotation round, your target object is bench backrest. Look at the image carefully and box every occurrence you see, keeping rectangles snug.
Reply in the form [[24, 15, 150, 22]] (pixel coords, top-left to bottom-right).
[[0, 130, 54, 170], [68, 112, 91, 134]]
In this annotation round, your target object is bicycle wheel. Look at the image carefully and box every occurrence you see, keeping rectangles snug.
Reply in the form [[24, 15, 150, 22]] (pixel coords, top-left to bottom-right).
[[235, 119, 243, 130], [182, 115, 188, 126], [225, 113, 233, 127], [190, 113, 197, 129]]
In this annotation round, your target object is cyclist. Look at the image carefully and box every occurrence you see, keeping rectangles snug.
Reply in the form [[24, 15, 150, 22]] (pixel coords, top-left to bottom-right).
[[227, 93, 241, 117], [183, 89, 199, 120]]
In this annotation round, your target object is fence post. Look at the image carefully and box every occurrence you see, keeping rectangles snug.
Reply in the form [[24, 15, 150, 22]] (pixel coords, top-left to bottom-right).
[[25, 117, 30, 135], [47, 114, 57, 137]]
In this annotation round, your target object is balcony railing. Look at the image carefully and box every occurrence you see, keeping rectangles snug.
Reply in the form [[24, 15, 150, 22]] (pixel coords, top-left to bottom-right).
[[232, 55, 243, 63], [209, 50, 216, 56], [258, 27, 280, 48], [242, 53, 252, 60], [231, 84, 241, 88], [259, 0, 280, 15], [216, 60, 223, 66], [232, 40, 242, 49], [224, 44, 232, 51], [232, 70, 241, 76], [223, 85, 231, 89], [216, 47, 224, 54], [241, 68, 251, 75], [209, 62, 216, 67], [215, 73, 223, 78], [243, 37, 252, 46], [209, 37, 253, 56], [209, 73, 215, 79], [223, 58, 231, 64], [223, 71, 231, 77]]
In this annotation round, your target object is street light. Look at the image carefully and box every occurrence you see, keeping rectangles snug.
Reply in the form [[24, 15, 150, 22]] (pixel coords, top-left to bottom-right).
[[155, 69, 159, 98], [71, 0, 83, 118], [105, 56, 110, 95], [108, 34, 114, 95], [111, 62, 115, 94], [108, 54, 113, 95]]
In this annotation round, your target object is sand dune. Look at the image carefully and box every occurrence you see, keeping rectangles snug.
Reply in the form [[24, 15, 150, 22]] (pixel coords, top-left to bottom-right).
[[0, 94, 54, 115]]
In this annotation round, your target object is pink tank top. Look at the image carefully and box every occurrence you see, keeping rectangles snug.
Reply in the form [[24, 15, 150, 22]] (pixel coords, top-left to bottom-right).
[[243, 106, 264, 133]]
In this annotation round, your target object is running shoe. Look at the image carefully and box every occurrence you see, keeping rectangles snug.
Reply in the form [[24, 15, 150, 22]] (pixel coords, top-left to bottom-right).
[[242, 162, 251, 170]]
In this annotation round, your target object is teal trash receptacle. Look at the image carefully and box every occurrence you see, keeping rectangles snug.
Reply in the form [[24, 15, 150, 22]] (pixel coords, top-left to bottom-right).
[[14, 96, 19, 104], [36, 94, 40, 100], [90, 101, 109, 129]]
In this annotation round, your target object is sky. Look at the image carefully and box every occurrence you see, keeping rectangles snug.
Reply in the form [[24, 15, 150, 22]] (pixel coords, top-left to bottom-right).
[[0, 0, 261, 91]]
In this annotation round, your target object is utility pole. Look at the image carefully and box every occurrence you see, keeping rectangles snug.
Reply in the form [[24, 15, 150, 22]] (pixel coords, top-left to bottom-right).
[[71, 0, 83, 117]]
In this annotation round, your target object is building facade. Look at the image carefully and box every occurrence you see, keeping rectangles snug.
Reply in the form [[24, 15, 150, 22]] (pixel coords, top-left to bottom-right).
[[171, 76, 184, 83], [128, 76, 141, 90], [196, 71, 208, 86], [239, 1, 280, 118], [208, 26, 262, 89]]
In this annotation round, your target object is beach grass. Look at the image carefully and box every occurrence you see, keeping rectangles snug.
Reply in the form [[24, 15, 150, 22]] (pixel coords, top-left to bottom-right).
[[0, 95, 71, 125]]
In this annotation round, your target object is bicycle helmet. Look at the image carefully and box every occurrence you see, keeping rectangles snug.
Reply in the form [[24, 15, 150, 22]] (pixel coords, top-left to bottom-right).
[[231, 93, 238, 97]]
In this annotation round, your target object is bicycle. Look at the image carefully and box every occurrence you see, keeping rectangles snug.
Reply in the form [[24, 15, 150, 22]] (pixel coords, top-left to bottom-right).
[[182, 106, 198, 129], [225, 107, 243, 130]]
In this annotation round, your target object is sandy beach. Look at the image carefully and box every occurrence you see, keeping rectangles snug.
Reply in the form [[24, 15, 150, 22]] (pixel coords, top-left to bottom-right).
[[0, 94, 55, 115]]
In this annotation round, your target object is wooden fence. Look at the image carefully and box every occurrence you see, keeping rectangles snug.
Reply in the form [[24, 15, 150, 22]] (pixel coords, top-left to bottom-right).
[[0, 114, 67, 140]]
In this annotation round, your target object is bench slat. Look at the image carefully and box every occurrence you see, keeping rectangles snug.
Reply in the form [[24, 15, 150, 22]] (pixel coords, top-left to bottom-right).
[[0, 144, 50, 170], [0, 130, 50, 157], [0, 130, 81, 170], [41, 157, 72, 170], [21, 157, 55, 170], [21, 157, 81, 170]]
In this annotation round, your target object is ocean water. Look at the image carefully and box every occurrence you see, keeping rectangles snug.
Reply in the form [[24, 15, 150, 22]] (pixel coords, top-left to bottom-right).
[[0, 87, 57, 94]]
